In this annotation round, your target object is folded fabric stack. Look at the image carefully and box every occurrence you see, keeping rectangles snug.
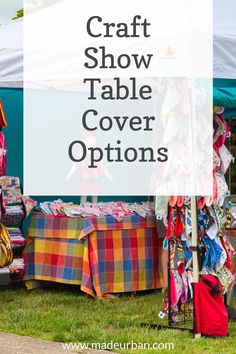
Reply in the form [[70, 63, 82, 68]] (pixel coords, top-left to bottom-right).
[[8, 258, 25, 282], [0, 258, 24, 272], [36, 200, 155, 221], [0, 176, 36, 217], [3, 205, 25, 225], [0, 177, 24, 225], [0, 267, 10, 274], [0, 258, 25, 284], [7, 227, 25, 248], [5, 205, 23, 214], [9, 258, 25, 271], [0, 266, 10, 284], [0, 177, 34, 284]]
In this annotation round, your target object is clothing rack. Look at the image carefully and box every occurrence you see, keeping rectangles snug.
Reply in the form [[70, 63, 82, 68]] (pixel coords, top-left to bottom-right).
[[142, 198, 198, 333]]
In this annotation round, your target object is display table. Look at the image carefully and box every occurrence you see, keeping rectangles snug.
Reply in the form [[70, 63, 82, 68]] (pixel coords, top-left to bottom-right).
[[23, 213, 162, 298]]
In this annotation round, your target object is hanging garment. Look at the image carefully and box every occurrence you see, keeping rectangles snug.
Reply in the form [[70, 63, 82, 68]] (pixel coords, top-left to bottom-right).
[[198, 209, 209, 239], [182, 241, 192, 263], [213, 149, 221, 172], [214, 172, 230, 207], [184, 206, 191, 237], [155, 196, 169, 221], [213, 113, 229, 155], [202, 236, 223, 271], [0, 132, 7, 176], [214, 236, 227, 272], [194, 274, 228, 337], [216, 266, 235, 294], [219, 145, 233, 174], [174, 208, 185, 237], [205, 207, 218, 239], [215, 206, 227, 235]]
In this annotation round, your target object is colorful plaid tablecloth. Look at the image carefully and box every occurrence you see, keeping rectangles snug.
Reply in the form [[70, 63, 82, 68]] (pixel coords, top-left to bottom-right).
[[23, 213, 162, 298]]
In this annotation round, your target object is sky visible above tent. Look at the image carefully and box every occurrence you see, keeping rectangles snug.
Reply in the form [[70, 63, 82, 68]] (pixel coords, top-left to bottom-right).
[[0, 0, 63, 25], [0, 0, 22, 24]]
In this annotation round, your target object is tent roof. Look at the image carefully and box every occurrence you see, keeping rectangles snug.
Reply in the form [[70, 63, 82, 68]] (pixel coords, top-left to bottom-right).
[[0, 0, 235, 111], [0, 19, 22, 87], [213, 0, 236, 80]]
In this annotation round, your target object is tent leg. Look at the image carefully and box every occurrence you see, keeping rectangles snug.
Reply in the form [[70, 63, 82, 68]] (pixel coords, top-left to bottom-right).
[[191, 196, 201, 338]]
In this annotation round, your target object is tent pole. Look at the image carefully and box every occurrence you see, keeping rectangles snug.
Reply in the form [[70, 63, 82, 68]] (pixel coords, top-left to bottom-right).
[[191, 195, 201, 339]]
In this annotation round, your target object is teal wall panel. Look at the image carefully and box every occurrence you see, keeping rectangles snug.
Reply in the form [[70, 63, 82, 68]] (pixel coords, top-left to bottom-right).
[[0, 88, 23, 182], [0, 88, 145, 203]]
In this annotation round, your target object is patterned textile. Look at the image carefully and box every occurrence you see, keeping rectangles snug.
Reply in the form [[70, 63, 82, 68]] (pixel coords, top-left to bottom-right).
[[81, 228, 160, 299], [23, 213, 162, 298], [23, 237, 84, 285], [0, 212, 25, 226], [0, 176, 21, 206], [27, 213, 156, 239]]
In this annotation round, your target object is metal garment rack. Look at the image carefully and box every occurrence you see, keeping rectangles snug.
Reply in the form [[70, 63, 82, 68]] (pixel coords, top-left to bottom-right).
[[141, 197, 199, 334]]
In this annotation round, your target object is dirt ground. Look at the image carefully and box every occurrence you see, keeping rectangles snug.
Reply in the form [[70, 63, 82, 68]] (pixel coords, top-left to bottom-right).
[[0, 332, 116, 354]]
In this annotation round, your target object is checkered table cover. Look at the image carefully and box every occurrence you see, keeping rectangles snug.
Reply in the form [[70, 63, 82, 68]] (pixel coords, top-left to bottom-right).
[[23, 213, 162, 297]]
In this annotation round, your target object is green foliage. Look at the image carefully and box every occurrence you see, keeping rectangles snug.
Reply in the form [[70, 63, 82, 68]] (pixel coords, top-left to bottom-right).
[[12, 9, 24, 20]]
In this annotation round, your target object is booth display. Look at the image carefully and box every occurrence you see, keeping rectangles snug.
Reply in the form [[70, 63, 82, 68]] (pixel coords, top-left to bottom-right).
[[0, 0, 235, 343]]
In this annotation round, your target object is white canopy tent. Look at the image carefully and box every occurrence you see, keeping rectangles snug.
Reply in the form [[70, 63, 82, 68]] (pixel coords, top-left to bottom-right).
[[214, 0, 236, 79], [0, 19, 22, 87], [0, 0, 235, 88]]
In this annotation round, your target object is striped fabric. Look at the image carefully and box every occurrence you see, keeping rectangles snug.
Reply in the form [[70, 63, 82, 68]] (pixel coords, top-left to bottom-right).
[[23, 213, 162, 298]]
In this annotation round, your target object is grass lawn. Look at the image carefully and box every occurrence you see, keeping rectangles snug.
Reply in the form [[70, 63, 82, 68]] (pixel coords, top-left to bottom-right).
[[0, 284, 236, 354]]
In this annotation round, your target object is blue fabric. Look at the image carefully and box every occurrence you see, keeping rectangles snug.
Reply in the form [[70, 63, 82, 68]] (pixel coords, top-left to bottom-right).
[[202, 236, 223, 271], [182, 241, 192, 263]]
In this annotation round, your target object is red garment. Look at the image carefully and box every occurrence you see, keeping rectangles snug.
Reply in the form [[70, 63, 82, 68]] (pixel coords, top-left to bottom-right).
[[0, 132, 7, 176], [193, 275, 228, 337], [166, 206, 173, 240], [213, 113, 230, 156], [166, 206, 184, 240], [174, 209, 185, 237]]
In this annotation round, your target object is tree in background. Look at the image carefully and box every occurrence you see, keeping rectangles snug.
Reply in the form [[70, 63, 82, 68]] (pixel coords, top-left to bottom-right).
[[12, 9, 24, 20]]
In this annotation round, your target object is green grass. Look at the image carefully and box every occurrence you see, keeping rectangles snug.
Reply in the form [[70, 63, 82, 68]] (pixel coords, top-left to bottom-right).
[[0, 284, 236, 354]]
